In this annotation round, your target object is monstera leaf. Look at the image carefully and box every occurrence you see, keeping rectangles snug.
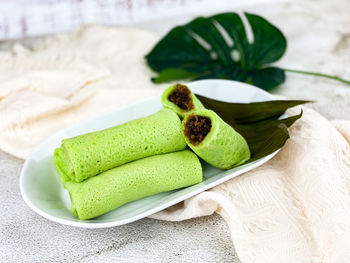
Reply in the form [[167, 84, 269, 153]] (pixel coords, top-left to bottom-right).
[[146, 12, 287, 90]]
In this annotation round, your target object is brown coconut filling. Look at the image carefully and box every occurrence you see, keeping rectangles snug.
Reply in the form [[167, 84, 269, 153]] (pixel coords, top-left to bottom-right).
[[184, 115, 212, 145], [168, 83, 194, 111]]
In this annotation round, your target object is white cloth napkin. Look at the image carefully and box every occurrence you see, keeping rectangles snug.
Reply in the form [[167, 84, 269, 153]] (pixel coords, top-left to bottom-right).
[[1, 25, 350, 263]]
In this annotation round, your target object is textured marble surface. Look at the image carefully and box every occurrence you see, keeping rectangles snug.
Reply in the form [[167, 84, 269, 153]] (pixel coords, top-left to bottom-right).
[[1, 0, 350, 262]]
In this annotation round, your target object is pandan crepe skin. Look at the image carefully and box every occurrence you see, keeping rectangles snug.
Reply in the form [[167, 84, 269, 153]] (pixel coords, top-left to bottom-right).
[[183, 110, 250, 169], [54, 108, 186, 183], [161, 83, 204, 118], [64, 150, 203, 220]]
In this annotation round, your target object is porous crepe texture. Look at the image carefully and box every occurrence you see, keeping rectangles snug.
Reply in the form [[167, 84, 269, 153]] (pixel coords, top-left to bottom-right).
[[183, 110, 251, 169], [161, 84, 205, 118], [54, 108, 186, 183], [64, 150, 203, 220]]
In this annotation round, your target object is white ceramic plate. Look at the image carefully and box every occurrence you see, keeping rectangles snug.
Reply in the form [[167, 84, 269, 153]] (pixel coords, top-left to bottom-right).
[[20, 79, 277, 228]]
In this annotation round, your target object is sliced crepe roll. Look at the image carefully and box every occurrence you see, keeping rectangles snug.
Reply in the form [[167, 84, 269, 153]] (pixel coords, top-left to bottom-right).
[[64, 150, 203, 220], [182, 110, 251, 169], [161, 83, 205, 118], [54, 108, 186, 183]]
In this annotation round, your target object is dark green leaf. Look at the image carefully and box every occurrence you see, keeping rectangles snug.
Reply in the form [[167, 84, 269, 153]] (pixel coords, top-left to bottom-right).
[[250, 67, 286, 91], [146, 12, 287, 90], [195, 96, 306, 162], [241, 111, 303, 162], [245, 13, 287, 65], [232, 111, 301, 159], [196, 94, 310, 123]]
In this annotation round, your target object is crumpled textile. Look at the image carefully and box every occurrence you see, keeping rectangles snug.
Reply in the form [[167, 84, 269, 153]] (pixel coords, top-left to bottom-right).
[[0, 25, 163, 159]]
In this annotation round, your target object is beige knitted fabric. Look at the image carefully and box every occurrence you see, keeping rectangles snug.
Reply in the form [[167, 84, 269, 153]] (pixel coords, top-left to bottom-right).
[[152, 106, 350, 263], [1, 25, 350, 263]]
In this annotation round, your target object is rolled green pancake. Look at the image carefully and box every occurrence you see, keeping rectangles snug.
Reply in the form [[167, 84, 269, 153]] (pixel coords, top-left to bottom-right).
[[161, 83, 205, 118], [64, 150, 203, 220], [54, 108, 186, 183], [182, 110, 250, 169]]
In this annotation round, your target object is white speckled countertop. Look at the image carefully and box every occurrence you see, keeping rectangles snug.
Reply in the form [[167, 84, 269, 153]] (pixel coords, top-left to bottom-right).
[[1, 0, 349, 262]]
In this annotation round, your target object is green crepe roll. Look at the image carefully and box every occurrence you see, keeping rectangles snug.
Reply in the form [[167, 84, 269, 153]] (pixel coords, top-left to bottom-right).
[[182, 109, 250, 169], [64, 150, 203, 220], [54, 108, 186, 183], [161, 83, 205, 118]]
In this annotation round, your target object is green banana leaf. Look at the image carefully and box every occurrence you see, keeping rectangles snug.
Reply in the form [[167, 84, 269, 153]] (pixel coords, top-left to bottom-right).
[[195, 95, 309, 162]]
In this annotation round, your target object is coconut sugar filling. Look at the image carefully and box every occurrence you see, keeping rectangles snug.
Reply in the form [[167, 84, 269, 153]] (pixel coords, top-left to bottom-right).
[[168, 84, 194, 111], [184, 115, 212, 145]]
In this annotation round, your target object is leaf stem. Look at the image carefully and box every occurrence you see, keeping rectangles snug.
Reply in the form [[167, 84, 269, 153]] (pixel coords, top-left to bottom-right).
[[282, 68, 350, 86]]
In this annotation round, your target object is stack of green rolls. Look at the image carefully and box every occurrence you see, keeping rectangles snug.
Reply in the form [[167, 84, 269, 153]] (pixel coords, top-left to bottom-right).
[[54, 83, 250, 220], [54, 109, 186, 183], [54, 108, 202, 220]]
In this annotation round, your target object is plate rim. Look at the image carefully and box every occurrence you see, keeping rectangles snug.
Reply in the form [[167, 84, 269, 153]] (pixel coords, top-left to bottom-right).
[[20, 79, 278, 228]]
